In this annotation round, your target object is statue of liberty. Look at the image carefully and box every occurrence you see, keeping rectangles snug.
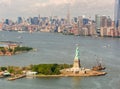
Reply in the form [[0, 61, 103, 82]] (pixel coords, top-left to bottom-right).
[[75, 46, 80, 59], [73, 45, 81, 68]]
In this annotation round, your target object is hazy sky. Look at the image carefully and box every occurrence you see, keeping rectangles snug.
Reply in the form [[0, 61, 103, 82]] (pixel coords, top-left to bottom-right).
[[0, 0, 115, 20]]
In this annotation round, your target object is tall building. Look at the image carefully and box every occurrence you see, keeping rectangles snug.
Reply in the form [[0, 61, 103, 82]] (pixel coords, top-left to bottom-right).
[[32, 17, 39, 25], [73, 17, 78, 23], [100, 16, 107, 27], [5, 19, 9, 25], [78, 16, 83, 28], [17, 17, 23, 24], [107, 16, 112, 27], [0, 23, 3, 30], [83, 18, 89, 25], [95, 14, 101, 34], [27, 17, 32, 24], [66, 3, 70, 24], [115, 0, 120, 27]]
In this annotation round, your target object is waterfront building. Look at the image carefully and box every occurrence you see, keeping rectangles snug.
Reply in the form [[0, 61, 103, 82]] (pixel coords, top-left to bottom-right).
[[27, 17, 33, 25], [0, 23, 3, 30], [82, 27, 89, 36], [89, 23, 96, 36], [26, 71, 37, 76], [100, 27, 107, 37], [32, 17, 39, 25], [108, 28, 115, 37], [72, 23, 79, 36], [73, 17, 78, 23], [100, 16, 107, 27], [5, 19, 9, 25], [83, 18, 89, 25], [115, 0, 120, 28], [78, 16, 83, 28], [95, 15, 101, 34], [107, 16, 112, 27], [17, 17, 23, 24], [118, 28, 120, 36]]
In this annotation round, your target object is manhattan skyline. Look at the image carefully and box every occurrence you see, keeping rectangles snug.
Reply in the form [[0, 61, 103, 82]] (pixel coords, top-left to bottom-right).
[[0, 0, 114, 20]]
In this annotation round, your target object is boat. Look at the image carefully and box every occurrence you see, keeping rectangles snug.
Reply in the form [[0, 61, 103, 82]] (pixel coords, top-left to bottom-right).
[[92, 64, 105, 71], [17, 36, 22, 39], [92, 60, 106, 71]]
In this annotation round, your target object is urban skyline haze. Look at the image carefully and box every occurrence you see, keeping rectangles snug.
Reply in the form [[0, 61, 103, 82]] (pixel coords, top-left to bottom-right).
[[0, 0, 114, 20]]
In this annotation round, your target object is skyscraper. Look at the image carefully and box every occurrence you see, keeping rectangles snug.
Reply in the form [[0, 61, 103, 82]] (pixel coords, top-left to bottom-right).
[[115, 0, 120, 27], [18, 17, 23, 24], [32, 17, 39, 25], [66, 3, 70, 24], [95, 14, 101, 34]]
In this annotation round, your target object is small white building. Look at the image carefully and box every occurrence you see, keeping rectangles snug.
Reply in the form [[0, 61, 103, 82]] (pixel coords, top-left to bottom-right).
[[26, 71, 37, 76]]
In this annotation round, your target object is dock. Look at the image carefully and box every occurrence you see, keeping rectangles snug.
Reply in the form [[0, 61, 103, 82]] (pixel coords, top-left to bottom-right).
[[7, 74, 26, 81]]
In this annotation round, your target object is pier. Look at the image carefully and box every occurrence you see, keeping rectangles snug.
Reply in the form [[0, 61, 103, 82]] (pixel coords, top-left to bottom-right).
[[7, 74, 26, 81]]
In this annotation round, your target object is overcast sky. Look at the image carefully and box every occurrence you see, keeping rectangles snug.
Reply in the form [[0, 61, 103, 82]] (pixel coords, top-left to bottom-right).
[[0, 0, 115, 21]]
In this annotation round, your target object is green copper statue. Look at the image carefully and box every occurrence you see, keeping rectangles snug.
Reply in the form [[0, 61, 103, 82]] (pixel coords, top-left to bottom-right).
[[75, 46, 80, 59]]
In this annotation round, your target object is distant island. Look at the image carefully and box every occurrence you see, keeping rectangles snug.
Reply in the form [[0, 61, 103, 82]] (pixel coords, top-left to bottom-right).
[[0, 41, 33, 56]]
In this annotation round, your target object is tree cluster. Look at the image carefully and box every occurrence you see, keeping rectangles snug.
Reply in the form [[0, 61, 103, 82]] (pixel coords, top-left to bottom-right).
[[14, 46, 33, 53], [31, 64, 72, 75]]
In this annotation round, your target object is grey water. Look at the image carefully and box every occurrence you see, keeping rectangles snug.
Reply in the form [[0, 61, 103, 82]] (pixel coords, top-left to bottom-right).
[[0, 31, 120, 89]]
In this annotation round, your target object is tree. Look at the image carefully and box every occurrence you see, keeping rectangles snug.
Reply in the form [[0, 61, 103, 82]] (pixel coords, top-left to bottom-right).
[[1, 67, 7, 71]]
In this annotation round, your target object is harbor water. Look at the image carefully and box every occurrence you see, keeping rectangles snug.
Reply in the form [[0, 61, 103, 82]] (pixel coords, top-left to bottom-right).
[[0, 31, 120, 89]]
